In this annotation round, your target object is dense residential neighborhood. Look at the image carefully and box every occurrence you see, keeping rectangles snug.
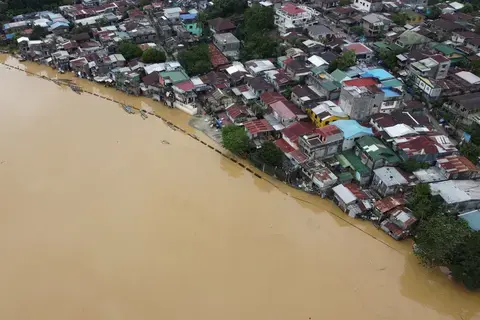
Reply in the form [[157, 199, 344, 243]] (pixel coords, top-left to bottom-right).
[[1, 0, 480, 290]]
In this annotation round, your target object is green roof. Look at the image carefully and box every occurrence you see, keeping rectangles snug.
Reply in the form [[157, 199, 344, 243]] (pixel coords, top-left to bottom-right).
[[381, 78, 403, 88], [338, 171, 354, 182], [356, 136, 401, 164], [159, 70, 189, 84], [311, 65, 327, 75], [434, 43, 464, 56], [320, 80, 340, 92], [339, 150, 370, 175], [373, 42, 389, 50], [330, 69, 349, 83]]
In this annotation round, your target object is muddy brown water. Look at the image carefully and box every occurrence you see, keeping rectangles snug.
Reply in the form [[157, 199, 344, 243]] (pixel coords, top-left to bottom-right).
[[0, 55, 479, 320]]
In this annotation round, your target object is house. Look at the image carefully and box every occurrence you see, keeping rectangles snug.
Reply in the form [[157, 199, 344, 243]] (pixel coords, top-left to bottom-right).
[[343, 43, 373, 61], [208, 43, 229, 70], [433, 43, 465, 65], [48, 21, 70, 35], [208, 17, 236, 34], [436, 154, 480, 180], [264, 69, 294, 92], [370, 111, 431, 137], [315, 0, 340, 10], [392, 134, 457, 163], [430, 180, 480, 213], [202, 88, 234, 113], [337, 149, 372, 185], [225, 63, 249, 86], [332, 119, 373, 150], [307, 55, 329, 68], [213, 32, 240, 59], [164, 7, 182, 20], [274, 2, 314, 34], [306, 75, 341, 100], [306, 25, 334, 41], [380, 208, 417, 240], [395, 30, 432, 51], [408, 55, 451, 81], [225, 103, 256, 124], [371, 167, 409, 197], [281, 121, 316, 149], [339, 77, 384, 121], [373, 195, 406, 220], [283, 59, 311, 81], [430, 19, 463, 40], [244, 119, 275, 140], [200, 71, 230, 89], [128, 26, 157, 44], [355, 136, 401, 169], [291, 85, 323, 110], [247, 76, 274, 98], [465, 37, 480, 53], [141, 71, 161, 99], [51, 50, 70, 70], [269, 100, 305, 126], [362, 13, 391, 37], [300, 159, 338, 194], [352, 0, 383, 12], [180, 13, 202, 36], [459, 210, 480, 231], [446, 92, 480, 125], [70, 57, 89, 74], [298, 125, 344, 160], [332, 183, 373, 217], [307, 100, 348, 127], [245, 59, 276, 76]]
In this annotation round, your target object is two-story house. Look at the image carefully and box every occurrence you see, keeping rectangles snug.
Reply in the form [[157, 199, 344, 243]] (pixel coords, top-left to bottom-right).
[[213, 32, 240, 60], [298, 125, 344, 160], [275, 2, 314, 34]]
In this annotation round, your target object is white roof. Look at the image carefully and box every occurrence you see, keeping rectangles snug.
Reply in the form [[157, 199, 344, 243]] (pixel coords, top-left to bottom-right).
[[246, 59, 275, 74], [373, 167, 408, 187], [17, 37, 29, 43], [307, 55, 328, 67], [430, 180, 480, 204], [456, 71, 480, 85], [384, 124, 417, 138], [164, 7, 182, 14], [226, 63, 247, 74], [333, 184, 357, 204], [448, 1, 464, 9], [190, 76, 204, 86]]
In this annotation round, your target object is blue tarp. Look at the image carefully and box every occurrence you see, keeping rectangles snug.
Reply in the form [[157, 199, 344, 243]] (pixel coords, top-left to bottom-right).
[[179, 13, 197, 20], [5, 33, 15, 40]]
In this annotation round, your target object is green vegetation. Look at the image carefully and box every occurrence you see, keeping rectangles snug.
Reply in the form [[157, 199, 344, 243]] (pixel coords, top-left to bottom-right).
[[399, 159, 430, 173], [0, 0, 67, 19], [339, 0, 352, 5], [327, 50, 356, 73], [450, 231, 480, 290], [221, 125, 251, 156], [460, 142, 480, 163], [141, 48, 166, 64], [178, 44, 212, 76], [350, 25, 364, 36], [117, 41, 143, 61], [408, 184, 446, 221], [30, 25, 48, 40], [282, 86, 292, 100], [415, 215, 472, 267], [255, 141, 284, 167], [239, 4, 278, 61], [203, 0, 247, 20], [391, 12, 409, 26], [70, 24, 92, 35], [461, 3, 474, 13], [426, 6, 442, 19]]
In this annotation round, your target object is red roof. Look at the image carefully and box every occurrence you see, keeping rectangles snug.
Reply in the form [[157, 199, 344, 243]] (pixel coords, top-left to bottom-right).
[[275, 138, 296, 154], [174, 80, 195, 92], [208, 43, 229, 68], [344, 43, 372, 55], [315, 125, 341, 137], [436, 154, 479, 174], [225, 104, 249, 120], [244, 119, 274, 135], [290, 149, 308, 163], [260, 91, 287, 105], [430, 54, 449, 63], [343, 77, 379, 87], [282, 121, 316, 145], [375, 195, 405, 214], [344, 183, 369, 200], [280, 2, 306, 15]]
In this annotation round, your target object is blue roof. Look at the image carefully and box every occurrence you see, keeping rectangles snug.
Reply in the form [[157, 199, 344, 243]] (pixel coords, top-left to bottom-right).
[[381, 87, 400, 98], [5, 33, 15, 39], [49, 21, 70, 29], [180, 13, 197, 20], [460, 210, 480, 231], [361, 68, 394, 81], [331, 120, 373, 139]]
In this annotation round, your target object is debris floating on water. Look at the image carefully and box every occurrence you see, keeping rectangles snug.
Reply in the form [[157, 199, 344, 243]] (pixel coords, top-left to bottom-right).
[[161, 140, 170, 145]]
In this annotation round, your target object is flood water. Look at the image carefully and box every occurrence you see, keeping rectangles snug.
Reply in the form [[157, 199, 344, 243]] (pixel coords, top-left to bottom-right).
[[0, 55, 479, 320]]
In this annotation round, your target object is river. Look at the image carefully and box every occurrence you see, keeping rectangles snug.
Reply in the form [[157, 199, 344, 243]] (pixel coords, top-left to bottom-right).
[[0, 55, 479, 320]]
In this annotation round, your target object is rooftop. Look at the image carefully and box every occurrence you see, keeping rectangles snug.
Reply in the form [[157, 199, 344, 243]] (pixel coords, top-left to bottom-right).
[[361, 68, 394, 81], [343, 43, 373, 55], [208, 17, 235, 32], [244, 119, 274, 135], [394, 135, 456, 157], [459, 210, 480, 231], [280, 2, 306, 15], [357, 136, 401, 163], [450, 92, 480, 110], [430, 180, 480, 204], [343, 77, 379, 88], [331, 120, 373, 139], [375, 195, 406, 214], [436, 154, 480, 175], [374, 167, 408, 187], [208, 43, 229, 68]]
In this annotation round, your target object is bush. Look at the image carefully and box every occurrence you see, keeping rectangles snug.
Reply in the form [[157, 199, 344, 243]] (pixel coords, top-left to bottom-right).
[[142, 48, 166, 63], [221, 125, 250, 155]]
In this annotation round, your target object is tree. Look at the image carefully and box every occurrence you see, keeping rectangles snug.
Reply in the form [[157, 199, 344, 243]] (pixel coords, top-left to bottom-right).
[[29, 25, 47, 40], [460, 142, 480, 163], [283, 86, 292, 100], [378, 49, 399, 71], [408, 184, 447, 221], [426, 6, 442, 19], [243, 4, 274, 37], [255, 141, 284, 167], [350, 25, 364, 36], [70, 24, 91, 35], [178, 44, 212, 76], [399, 159, 430, 173], [461, 3, 474, 13], [450, 231, 480, 290], [222, 125, 250, 155], [203, 0, 247, 20], [241, 33, 279, 60], [327, 50, 356, 72], [117, 41, 143, 61], [141, 48, 166, 63], [339, 0, 352, 5], [391, 12, 408, 26], [414, 215, 472, 267]]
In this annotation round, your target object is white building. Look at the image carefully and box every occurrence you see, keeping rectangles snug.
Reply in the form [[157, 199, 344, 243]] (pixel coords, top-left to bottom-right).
[[274, 3, 314, 35]]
